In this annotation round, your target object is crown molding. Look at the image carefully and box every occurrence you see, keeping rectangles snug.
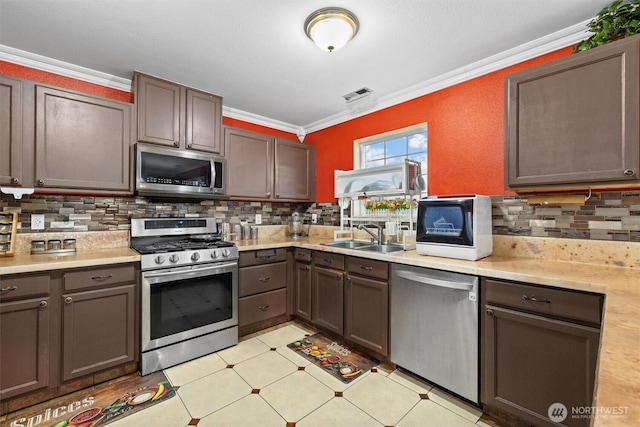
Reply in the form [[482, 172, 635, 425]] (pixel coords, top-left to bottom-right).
[[303, 20, 591, 133], [1, 20, 591, 135]]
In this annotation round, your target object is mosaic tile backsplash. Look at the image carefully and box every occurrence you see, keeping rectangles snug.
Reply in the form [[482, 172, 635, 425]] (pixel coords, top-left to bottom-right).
[[1, 191, 639, 243]]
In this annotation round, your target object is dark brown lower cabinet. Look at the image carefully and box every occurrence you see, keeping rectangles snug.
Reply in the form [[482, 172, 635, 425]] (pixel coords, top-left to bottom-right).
[[482, 278, 602, 427], [345, 257, 389, 356], [294, 249, 312, 321], [312, 265, 344, 336], [62, 285, 135, 381]]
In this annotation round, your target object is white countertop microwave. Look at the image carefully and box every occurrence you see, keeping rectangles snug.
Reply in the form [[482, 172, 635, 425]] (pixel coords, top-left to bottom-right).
[[416, 195, 493, 261]]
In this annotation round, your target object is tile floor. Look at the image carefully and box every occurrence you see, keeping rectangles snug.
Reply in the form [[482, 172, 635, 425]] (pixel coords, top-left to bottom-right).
[[104, 321, 503, 427]]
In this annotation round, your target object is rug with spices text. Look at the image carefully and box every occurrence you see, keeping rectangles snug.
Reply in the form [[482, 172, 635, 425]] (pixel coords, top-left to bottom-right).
[[287, 333, 378, 383], [6, 371, 174, 427]]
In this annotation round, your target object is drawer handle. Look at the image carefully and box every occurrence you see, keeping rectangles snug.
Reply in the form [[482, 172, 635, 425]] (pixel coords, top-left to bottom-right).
[[323, 258, 333, 263], [259, 305, 270, 311], [523, 295, 551, 304], [65, 297, 73, 304], [259, 277, 271, 283], [258, 255, 275, 260], [361, 266, 373, 272], [91, 274, 113, 282], [1, 286, 17, 293], [39, 300, 48, 308]]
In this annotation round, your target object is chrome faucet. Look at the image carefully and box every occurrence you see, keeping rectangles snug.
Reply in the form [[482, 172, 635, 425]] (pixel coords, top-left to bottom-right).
[[357, 223, 384, 245]]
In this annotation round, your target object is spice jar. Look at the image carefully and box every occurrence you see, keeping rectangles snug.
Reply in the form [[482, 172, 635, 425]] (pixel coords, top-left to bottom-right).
[[47, 239, 62, 250], [63, 238, 76, 250], [31, 240, 46, 252]]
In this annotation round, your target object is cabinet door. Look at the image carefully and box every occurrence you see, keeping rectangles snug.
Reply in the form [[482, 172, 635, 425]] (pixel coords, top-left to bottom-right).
[[274, 139, 315, 201], [135, 73, 182, 148], [0, 297, 50, 399], [294, 262, 312, 320], [0, 76, 24, 187], [482, 304, 600, 427], [186, 88, 223, 154], [225, 127, 272, 198], [312, 266, 344, 335], [35, 85, 132, 192], [505, 36, 640, 189], [345, 274, 388, 356], [62, 284, 135, 381]]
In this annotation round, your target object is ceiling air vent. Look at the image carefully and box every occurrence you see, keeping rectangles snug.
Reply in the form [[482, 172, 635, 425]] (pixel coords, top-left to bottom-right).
[[343, 87, 373, 103]]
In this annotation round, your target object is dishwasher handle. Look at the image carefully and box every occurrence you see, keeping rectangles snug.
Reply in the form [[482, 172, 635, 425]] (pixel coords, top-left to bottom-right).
[[394, 269, 474, 291]]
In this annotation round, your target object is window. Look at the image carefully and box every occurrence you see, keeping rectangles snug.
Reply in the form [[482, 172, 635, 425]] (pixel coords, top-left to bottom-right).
[[354, 123, 427, 191]]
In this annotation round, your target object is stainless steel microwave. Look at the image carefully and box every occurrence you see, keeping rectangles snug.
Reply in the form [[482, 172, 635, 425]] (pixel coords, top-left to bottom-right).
[[135, 143, 226, 198]]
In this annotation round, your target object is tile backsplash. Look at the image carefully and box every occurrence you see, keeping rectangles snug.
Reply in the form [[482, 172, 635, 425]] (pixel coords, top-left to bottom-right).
[[1, 191, 639, 243]]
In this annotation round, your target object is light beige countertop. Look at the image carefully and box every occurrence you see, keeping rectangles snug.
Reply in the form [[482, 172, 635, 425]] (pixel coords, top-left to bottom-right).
[[1, 228, 638, 426]]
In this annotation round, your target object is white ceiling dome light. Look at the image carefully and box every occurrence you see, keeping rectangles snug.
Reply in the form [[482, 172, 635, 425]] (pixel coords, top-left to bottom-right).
[[304, 7, 359, 53]]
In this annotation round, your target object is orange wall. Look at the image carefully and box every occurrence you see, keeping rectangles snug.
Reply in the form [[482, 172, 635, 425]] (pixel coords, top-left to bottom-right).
[[0, 61, 296, 140], [305, 47, 573, 202]]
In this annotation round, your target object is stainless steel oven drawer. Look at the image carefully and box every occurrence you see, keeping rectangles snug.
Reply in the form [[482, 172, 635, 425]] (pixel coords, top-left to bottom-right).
[[239, 288, 286, 327]]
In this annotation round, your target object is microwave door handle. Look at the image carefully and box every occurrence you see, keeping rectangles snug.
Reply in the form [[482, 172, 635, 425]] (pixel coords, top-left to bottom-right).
[[210, 161, 216, 191], [394, 270, 474, 291]]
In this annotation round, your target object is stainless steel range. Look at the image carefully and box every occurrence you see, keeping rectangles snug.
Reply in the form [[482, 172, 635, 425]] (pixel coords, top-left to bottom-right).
[[130, 217, 238, 375]]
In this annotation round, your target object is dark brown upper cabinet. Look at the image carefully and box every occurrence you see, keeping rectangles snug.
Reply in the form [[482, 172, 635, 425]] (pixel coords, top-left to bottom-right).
[[225, 126, 316, 201], [135, 72, 223, 155], [0, 76, 24, 187], [505, 34, 640, 191]]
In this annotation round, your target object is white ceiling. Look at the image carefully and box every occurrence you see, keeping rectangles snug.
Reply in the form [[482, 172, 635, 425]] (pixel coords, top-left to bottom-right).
[[0, 0, 610, 133]]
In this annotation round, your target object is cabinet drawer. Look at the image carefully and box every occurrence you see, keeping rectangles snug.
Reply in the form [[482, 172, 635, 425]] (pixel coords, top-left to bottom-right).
[[294, 248, 312, 263], [64, 264, 136, 292], [239, 288, 286, 327], [347, 257, 388, 280], [239, 249, 287, 267], [313, 251, 344, 270], [239, 262, 287, 297], [0, 273, 50, 301], [483, 278, 603, 325]]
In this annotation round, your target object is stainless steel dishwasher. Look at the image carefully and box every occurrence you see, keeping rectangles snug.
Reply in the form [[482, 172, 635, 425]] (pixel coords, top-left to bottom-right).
[[390, 263, 479, 405]]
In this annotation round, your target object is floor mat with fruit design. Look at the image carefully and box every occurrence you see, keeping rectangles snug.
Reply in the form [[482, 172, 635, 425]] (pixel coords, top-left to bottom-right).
[[287, 333, 378, 383], [5, 371, 174, 427]]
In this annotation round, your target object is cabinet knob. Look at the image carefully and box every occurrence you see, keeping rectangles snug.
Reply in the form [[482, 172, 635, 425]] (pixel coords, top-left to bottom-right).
[[266, 192, 271, 197], [36, 179, 45, 186], [10, 177, 19, 184], [624, 169, 635, 176], [64, 297, 73, 304], [486, 309, 494, 316], [305, 266, 310, 271], [174, 141, 180, 147], [39, 300, 48, 308], [276, 193, 280, 198]]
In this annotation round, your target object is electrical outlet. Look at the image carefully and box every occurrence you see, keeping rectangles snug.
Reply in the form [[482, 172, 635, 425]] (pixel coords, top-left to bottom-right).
[[255, 214, 262, 225], [31, 214, 45, 230], [311, 213, 318, 224]]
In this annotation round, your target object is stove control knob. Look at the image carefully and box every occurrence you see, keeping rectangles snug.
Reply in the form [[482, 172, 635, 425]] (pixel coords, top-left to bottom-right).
[[191, 252, 200, 262], [169, 254, 180, 264], [222, 248, 230, 258], [154, 255, 166, 265], [211, 250, 220, 259]]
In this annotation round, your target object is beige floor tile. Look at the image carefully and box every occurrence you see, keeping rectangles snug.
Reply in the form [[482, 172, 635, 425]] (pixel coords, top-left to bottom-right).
[[197, 394, 286, 427], [343, 371, 421, 425], [428, 387, 483, 423], [304, 362, 372, 392], [215, 337, 270, 365], [108, 393, 192, 427], [163, 352, 227, 386], [388, 369, 433, 394], [255, 324, 310, 348], [297, 396, 383, 427], [177, 368, 251, 419], [261, 371, 334, 422], [233, 350, 298, 389], [397, 399, 478, 426]]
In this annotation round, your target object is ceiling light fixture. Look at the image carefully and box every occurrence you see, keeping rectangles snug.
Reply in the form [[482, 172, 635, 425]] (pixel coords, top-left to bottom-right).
[[304, 7, 359, 53]]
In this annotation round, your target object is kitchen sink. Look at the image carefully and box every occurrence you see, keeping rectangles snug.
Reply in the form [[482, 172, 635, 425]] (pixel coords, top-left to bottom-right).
[[355, 244, 405, 254], [322, 240, 373, 249]]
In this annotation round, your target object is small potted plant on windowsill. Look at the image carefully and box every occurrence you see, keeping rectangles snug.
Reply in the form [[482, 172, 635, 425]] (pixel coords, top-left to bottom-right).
[[575, 0, 640, 53]]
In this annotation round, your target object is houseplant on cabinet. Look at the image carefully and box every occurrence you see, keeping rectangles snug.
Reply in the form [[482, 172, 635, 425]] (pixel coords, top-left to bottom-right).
[[575, 0, 640, 52]]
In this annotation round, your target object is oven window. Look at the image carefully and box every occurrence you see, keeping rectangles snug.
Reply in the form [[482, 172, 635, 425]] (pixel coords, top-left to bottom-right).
[[149, 272, 233, 340]]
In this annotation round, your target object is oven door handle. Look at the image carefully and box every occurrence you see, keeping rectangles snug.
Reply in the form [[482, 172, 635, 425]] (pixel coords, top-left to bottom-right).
[[143, 262, 237, 281]]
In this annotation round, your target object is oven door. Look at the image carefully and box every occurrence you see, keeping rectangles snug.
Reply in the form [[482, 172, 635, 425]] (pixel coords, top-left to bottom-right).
[[141, 261, 238, 352]]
